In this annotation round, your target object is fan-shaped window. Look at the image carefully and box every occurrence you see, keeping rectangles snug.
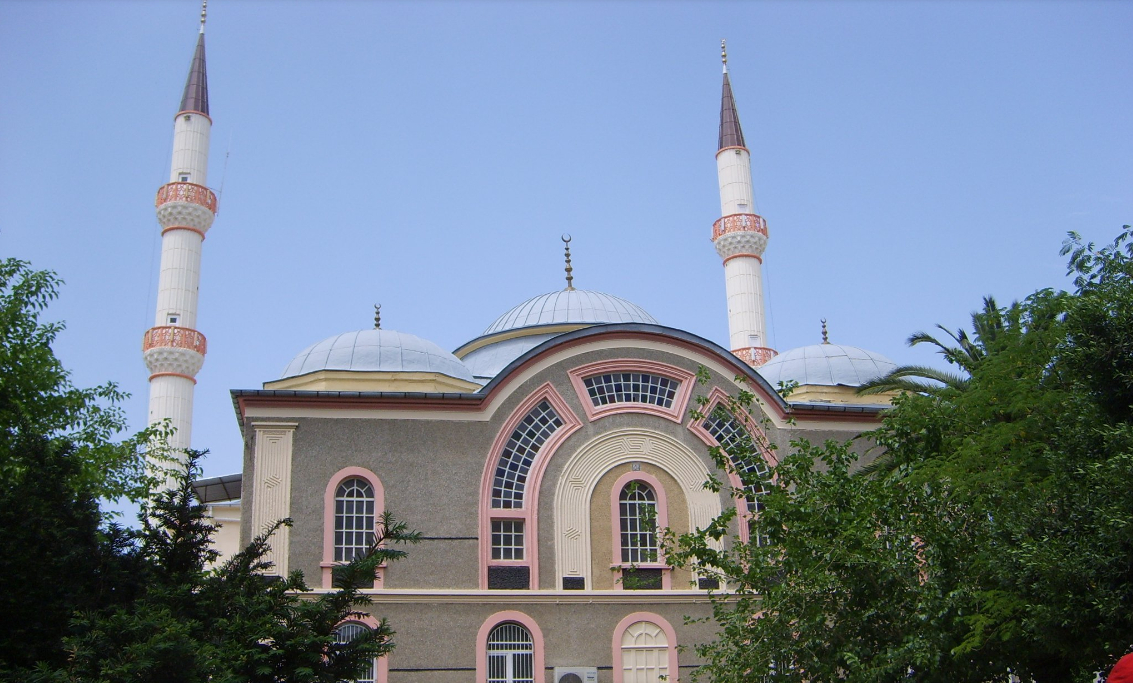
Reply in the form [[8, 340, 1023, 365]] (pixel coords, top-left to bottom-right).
[[335, 478, 375, 562], [491, 401, 563, 509], [704, 408, 771, 512], [486, 622, 534, 683], [334, 622, 376, 683], [619, 482, 658, 564], [620, 620, 669, 683], [583, 373, 679, 409]]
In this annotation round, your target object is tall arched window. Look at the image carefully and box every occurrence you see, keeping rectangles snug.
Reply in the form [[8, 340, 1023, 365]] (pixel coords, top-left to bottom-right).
[[486, 622, 534, 683], [334, 622, 377, 683], [335, 478, 376, 562], [619, 482, 658, 564]]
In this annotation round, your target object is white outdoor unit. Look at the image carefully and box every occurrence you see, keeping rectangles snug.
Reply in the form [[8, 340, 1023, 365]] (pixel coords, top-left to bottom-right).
[[554, 666, 598, 683]]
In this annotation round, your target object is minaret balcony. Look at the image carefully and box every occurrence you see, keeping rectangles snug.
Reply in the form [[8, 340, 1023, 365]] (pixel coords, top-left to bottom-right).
[[712, 213, 767, 241], [733, 346, 777, 368], [143, 326, 207, 378], [155, 182, 217, 234]]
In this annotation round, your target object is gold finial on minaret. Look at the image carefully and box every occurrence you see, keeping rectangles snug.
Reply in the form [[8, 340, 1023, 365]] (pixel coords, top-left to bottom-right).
[[721, 39, 727, 72], [821, 318, 829, 344], [374, 304, 382, 330], [562, 234, 575, 291], [200, 0, 207, 32]]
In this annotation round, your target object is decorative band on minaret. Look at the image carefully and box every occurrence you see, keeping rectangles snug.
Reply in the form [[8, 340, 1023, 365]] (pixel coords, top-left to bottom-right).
[[143, 10, 214, 459], [712, 40, 776, 368]]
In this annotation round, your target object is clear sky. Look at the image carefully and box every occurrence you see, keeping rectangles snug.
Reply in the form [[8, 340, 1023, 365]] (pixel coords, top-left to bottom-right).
[[2, 1, 1130, 490]]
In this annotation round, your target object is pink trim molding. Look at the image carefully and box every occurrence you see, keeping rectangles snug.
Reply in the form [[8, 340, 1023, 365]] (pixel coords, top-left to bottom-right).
[[721, 252, 763, 265], [609, 471, 672, 590], [478, 383, 582, 589], [322, 467, 386, 588], [174, 109, 212, 123], [715, 144, 749, 157], [612, 612, 680, 683], [161, 225, 207, 240], [567, 359, 695, 425], [148, 371, 197, 383], [475, 611, 545, 683]]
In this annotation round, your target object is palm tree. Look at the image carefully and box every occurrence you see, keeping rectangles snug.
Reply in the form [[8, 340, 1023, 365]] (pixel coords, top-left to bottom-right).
[[857, 296, 1008, 397]]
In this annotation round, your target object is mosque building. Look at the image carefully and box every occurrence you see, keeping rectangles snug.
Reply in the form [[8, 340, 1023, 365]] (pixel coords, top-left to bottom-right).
[[151, 10, 897, 683]]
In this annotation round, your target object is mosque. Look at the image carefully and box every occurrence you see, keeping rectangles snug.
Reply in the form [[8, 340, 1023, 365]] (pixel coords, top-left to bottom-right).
[[146, 8, 897, 683]]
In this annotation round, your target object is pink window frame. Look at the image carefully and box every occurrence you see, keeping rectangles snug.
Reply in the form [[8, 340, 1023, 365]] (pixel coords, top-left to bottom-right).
[[610, 471, 672, 590], [323, 466, 386, 588], [335, 614, 389, 683], [475, 610, 545, 683], [567, 359, 695, 424], [686, 386, 778, 544], [478, 383, 582, 589]]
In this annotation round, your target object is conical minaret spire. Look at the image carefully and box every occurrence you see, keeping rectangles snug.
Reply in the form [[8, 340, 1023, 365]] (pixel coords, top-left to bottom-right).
[[142, 6, 218, 468], [711, 41, 775, 368]]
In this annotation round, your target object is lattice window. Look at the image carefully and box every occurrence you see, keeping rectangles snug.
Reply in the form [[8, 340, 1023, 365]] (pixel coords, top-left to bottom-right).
[[491, 401, 563, 509], [620, 482, 658, 564], [491, 520, 525, 561], [704, 408, 771, 513], [335, 478, 375, 562], [334, 622, 377, 683], [620, 621, 670, 683], [582, 373, 679, 409], [486, 622, 534, 683]]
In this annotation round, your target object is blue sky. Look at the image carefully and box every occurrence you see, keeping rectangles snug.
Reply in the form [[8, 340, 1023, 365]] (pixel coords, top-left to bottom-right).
[[2, 0, 1130, 487]]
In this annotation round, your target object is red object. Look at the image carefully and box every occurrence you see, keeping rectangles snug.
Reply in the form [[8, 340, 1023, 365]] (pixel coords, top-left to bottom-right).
[[1109, 653, 1133, 683]]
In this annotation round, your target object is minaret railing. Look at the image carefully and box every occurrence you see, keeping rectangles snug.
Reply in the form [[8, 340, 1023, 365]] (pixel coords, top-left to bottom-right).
[[155, 181, 218, 213]]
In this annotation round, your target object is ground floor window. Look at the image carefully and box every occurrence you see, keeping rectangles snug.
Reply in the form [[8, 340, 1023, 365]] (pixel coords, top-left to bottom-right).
[[620, 620, 669, 683], [486, 622, 534, 683], [334, 622, 376, 683]]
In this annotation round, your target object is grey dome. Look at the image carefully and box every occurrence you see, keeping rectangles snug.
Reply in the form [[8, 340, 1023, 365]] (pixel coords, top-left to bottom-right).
[[281, 329, 474, 382], [484, 289, 658, 335], [757, 344, 897, 388]]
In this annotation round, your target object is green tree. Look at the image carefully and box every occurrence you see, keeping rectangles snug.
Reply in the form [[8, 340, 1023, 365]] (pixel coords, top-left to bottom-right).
[[668, 228, 1133, 682], [49, 451, 419, 683]]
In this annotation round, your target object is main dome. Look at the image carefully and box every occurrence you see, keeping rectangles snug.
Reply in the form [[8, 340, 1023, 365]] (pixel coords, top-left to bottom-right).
[[483, 289, 658, 335], [280, 329, 474, 382], [757, 343, 897, 388]]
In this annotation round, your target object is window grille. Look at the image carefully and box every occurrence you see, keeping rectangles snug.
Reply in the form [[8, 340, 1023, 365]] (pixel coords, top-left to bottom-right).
[[334, 622, 376, 683], [491, 401, 563, 509], [335, 478, 375, 562], [486, 622, 534, 683], [619, 482, 658, 564], [491, 520, 525, 561], [704, 408, 771, 512], [582, 373, 679, 409]]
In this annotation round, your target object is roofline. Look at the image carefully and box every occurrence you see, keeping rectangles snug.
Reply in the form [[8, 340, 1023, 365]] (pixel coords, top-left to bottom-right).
[[231, 324, 888, 428]]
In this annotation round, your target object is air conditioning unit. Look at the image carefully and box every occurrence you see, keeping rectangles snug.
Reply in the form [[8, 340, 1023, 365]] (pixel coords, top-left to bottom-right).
[[554, 666, 598, 683]]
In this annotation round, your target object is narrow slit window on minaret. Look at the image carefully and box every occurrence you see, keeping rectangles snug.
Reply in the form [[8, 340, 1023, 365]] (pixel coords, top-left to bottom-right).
[[168, 314, 180, 325], [179, 173, 190, 182]]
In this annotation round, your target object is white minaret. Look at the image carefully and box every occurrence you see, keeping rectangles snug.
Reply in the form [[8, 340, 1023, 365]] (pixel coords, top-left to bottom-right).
[[142, 3, 215, 460], [712, 41, 775, 368]]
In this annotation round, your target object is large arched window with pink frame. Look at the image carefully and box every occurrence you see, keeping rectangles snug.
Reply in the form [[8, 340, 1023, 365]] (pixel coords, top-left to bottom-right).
[[612, 612, 679, 683], [688, 387, 776, 545], [479, 383, 581, 590], [475, 611, 545, 683], [323, 467, 385, 588]]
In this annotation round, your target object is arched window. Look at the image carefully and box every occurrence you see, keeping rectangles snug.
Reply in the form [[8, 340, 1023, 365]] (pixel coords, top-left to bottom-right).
[[491, 400, 563, 509], [486, 622, 534, 683], [619, 482, 658, 564], [335, 478, 376, 562], [703, 407, 771, 513], [334, 622, 377, 683], [619, 621, 670, 683], [323, 468, 385, 589], [613, 613, 679, 683]]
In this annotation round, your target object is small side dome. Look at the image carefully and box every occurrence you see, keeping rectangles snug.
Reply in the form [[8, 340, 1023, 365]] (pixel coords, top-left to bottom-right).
[[484, 289, 658, 335], [277, 329, 475, 386], [757, 343, 896, 389]]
